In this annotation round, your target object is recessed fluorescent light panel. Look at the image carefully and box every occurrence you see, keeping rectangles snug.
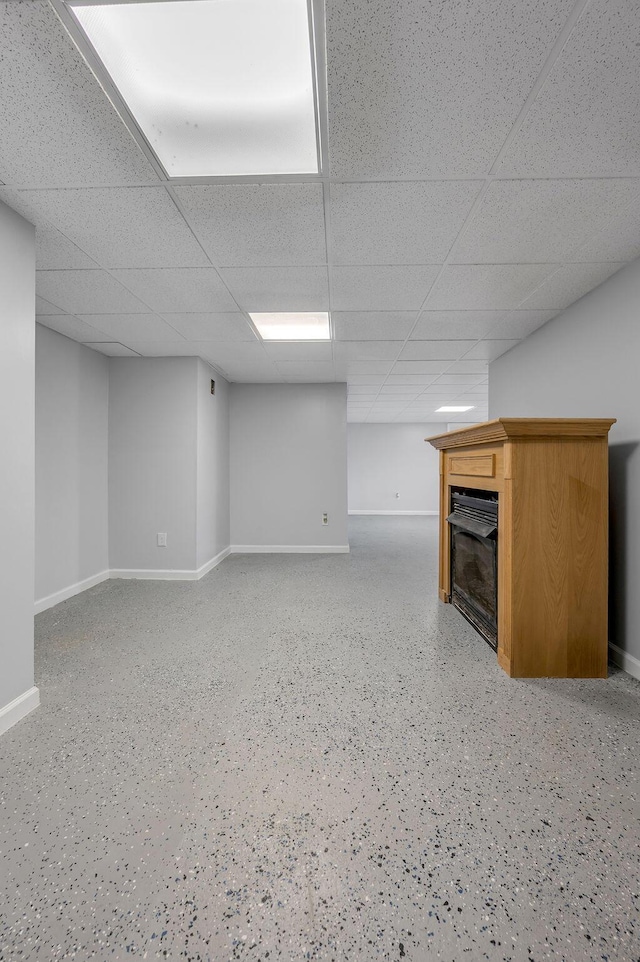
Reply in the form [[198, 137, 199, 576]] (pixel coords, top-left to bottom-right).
[[68, 0, 320, 177], [435, 405, 475, 412], [250, 312, 330, 340]]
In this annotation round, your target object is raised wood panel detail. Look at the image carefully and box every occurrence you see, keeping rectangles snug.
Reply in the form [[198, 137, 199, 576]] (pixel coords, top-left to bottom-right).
[[448, 453, 495, 478], [427, 418, 615, 679]]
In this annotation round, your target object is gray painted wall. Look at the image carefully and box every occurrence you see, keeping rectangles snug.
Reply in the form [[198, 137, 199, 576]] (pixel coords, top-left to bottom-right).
[[347, 423, 442, 512], [489, 258, 640, 666], [109, 357, 198, 572], [0, 201, 35, 711], [230, 383, 348, 548], [35, 326, 109, 603], [196, 360, 230, 568]]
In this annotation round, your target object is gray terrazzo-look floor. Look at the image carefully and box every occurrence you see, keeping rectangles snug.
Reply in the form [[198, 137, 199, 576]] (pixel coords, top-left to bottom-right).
[[1, 516, 639, 962]]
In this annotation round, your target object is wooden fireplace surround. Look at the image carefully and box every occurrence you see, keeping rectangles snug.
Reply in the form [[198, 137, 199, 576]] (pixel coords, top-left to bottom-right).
[[426, 419, 616, 678]]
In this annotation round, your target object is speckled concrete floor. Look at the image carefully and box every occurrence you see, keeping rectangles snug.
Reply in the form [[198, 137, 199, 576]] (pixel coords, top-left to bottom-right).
[[1, 517, 639, 962]]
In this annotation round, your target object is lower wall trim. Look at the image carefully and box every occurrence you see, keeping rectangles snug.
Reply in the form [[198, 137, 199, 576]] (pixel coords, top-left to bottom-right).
[[348, 510, 438, 516], [196, 546, 232, 578], [35, 569, 110, 615], [110, 568, 200, 581], [230, 545, 350, 554], [110, 546, 231, 581], [34, 543, 353, 610], [0, 686, 40, 736], [609, 642, 640, 682]]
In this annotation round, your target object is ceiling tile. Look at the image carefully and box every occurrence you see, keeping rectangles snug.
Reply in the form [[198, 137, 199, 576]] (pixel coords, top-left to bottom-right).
[[192, 342, 269, 366], [445, 360, 490, 375], [36, 315, 111, 343], [122, 341, 203, 357], [419, 383, 470, 394], [219, 266, 329, 311], [346, 375, 387, 385], [453, 179, 640, 264], [411, 311, 507, 340], [335, 341, 403, 361], [331, 266, 440, 311], [36, 295, 64, 315], [399, 340, 476, 361], [76, 313, 183, 342], [0, 188, 97, 269], [330, 181, 480, 264], [0, 1, 158, 186], [264, 342, 333, 362], [276, 361, 336, 380], [34, 223, 97, 270], [348, 384, 379, 394], [486, 309, 558, 339], [37, 270, 148, 315], [379, 386, 422, 397], [88, 342, 141, 357], [159, 313, 257, 342], [498, 0, 640, 176], [427, 264, 554, 310], [433, 374, 487, 385], [463, 340, 522, 361], [337, 361, 394, 376], [21, 188, 208, 269], [391, 361, 453, 375], [218, 361, 283, 382], [333, 312, 416, 341], [385, 375, 437, 386], [326, 0, 573, 178], [174, 184, 326, 267], [462, 386, 491, 396], [519, 263, 626, 310], [570, 210, 640, 263], [112, 269, 237, 313]]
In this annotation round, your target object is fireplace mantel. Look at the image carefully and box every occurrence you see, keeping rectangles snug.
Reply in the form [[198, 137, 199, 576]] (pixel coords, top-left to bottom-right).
[[426, 418, 616, 678]]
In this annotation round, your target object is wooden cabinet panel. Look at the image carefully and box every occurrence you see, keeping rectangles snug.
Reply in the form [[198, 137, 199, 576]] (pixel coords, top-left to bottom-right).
[[446, 444, 504, 492], [448, 453, 495, 477], [427, 419, 615, 679]]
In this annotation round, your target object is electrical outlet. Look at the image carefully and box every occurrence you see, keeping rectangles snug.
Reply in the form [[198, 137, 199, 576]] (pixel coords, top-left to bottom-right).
[[157, 532, 167, 547], [322, 513, 328, 525]]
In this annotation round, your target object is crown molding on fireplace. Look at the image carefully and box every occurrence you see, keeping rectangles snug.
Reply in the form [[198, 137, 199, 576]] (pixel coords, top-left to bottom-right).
[[426, 418, 617, 451]]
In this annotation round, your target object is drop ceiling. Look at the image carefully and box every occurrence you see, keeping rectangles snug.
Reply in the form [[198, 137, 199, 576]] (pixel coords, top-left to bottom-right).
[[1, 0, 639, 424]]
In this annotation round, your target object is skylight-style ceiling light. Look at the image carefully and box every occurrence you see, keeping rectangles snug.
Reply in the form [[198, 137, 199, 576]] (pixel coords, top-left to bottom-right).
[[250, 312, 330, 340], [436, 405, 475, 412], [68, 0, 320, 177]]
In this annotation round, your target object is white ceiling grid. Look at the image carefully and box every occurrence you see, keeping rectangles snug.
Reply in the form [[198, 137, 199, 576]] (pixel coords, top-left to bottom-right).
[[0, 0, 639, 422]]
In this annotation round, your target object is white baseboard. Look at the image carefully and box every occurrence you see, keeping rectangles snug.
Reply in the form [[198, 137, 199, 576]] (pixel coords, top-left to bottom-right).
[[34, 542, 356, 608], [35, 570, 110, 614], [609, 643, 640, 682], [110, 547, 231, 582], [230, 544, 350, 554], [348, 510, 438, 516], [0, 686, 40, 737], [195, 546, 232, 578]]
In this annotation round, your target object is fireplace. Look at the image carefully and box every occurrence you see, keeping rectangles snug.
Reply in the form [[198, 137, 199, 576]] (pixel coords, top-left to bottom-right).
[[447, 489, 498, 650]]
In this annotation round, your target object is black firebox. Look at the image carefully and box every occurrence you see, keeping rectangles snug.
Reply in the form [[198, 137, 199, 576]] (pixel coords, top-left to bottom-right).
[[447, 489, 499, 650]]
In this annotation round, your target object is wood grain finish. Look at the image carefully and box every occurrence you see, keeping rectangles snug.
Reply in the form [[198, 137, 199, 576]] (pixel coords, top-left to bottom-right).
[[448, 453, 495, 478], [427, 419, 616, 679], [427, 418, 616, 450]]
